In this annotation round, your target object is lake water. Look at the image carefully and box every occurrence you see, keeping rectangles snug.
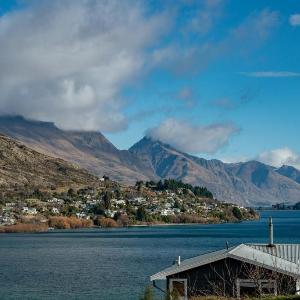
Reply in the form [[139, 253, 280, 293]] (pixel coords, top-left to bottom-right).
[[1, 210, 300, 300]]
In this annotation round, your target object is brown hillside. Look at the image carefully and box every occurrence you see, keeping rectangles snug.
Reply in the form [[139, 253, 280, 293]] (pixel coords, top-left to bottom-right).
[[0, 134, 99, 195]]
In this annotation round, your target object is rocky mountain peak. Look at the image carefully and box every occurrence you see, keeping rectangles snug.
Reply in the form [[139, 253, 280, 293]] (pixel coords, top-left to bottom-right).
[[1, 116, 300, 206]]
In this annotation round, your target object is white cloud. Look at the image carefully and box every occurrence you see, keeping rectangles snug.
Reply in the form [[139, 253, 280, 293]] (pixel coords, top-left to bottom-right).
[[289, 14, 300, 26], [146, 118, 239, 154], [0, 1, 169, 132], [0, 2, 281, 133], [240, 71, 300, 78], [258, 148, 300, 170]]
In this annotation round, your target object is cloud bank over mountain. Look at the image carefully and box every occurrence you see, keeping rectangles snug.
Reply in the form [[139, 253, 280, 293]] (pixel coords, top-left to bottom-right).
[[258, 147, 300, 170], [146, 118, 239, 154], [0, 0, 169, 132], [1, 0, 297, 164], [0, 1, 280, 132]]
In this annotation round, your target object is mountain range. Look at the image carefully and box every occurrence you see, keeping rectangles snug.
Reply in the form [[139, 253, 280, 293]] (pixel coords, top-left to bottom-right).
[[0, 115, 300, 206], [0, 115, 154, 183]]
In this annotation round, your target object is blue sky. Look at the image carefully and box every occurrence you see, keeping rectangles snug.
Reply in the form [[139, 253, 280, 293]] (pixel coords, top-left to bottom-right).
[[0, 0, 300, 168]]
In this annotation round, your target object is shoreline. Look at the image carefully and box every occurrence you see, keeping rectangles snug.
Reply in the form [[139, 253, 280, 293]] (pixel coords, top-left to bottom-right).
[[127, 218, 256, 227], [0, 216, 259, 233]]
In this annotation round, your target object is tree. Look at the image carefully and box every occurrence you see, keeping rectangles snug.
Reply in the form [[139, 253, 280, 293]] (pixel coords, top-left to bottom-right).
[[103, 175, 110, 181], [136, 181, 144, 192], [114, 189, 121, 199], [95, 216, 118, 228], [156, 180, 164, 191], [232, 206, 243, 220], [103, 175, 110, 188], [136, 207, 147, 221], [102, 192, 111, 210], [117, 214, 129, 227], [32, 189, 44, 200], [294, 202, 300, 210], [173, 200, 180, 209], [165, 289, 180, 300], [140, 286, 153, 300], [90, 203, 105, 215], [182, 188, 189, 195], [145, 180, 156, 188], [67, 188, 75, 197], [249, 208, 256, 216], [146, 178, 214, 199]]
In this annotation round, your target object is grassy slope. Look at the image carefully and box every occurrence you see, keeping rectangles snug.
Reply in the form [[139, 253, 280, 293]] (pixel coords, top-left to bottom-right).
[[0, 134, 99, 194]]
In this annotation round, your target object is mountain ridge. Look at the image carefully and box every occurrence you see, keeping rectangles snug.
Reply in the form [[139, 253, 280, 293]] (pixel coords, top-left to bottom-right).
[[1, 115, 300, 206], [275, 165, 300, 184], [129, 137, 300, 206], [0, 115, 155, 184]]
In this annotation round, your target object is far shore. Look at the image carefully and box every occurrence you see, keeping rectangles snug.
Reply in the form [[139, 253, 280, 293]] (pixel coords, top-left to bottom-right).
[[0, 216, 258, 233]]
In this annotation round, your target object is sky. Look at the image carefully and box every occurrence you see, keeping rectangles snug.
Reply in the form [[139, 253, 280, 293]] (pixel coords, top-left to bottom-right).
[[0, 0, 300, 169]]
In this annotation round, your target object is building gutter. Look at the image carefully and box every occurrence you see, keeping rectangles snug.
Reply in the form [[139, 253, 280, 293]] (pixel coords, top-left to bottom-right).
[[152, 280, 166, 294]]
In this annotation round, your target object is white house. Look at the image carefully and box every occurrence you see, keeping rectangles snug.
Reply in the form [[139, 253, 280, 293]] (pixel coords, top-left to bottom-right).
[[52, 207, 60, 214]]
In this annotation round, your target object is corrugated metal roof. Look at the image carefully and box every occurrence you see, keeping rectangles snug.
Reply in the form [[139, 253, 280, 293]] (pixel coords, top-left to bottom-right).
[[150, 247, 231, 281], [150, 244, 300, 281], [249, 244, 300, 264], [230, 244, 300, 278]]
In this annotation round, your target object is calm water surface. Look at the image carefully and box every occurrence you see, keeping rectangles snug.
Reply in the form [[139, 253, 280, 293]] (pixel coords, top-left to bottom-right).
[[1, 210, 300, 300]]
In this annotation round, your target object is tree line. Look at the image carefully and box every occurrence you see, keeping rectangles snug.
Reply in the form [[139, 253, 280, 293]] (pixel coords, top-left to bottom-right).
[[142, 179, 214, 199]]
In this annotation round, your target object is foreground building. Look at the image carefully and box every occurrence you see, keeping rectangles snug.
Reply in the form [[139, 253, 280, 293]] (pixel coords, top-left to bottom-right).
[[151, 218, 300, 299]]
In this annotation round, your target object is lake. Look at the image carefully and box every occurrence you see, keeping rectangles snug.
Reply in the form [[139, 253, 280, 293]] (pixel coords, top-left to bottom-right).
[[1, 210, 300, 299]]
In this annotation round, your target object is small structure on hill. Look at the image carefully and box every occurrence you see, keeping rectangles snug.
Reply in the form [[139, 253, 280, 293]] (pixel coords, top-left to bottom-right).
[[150, 217, 300, 299]]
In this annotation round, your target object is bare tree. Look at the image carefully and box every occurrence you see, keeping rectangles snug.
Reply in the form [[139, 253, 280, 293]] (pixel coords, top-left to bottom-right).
[[183, 257, 299, 299]]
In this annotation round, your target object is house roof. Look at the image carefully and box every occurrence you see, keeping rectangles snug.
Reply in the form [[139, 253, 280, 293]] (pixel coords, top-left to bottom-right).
[[249, 244, 300, 264], [150, 244, 300, 281]]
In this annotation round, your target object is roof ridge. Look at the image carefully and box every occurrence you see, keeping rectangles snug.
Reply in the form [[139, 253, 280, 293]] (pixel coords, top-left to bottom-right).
[[248, 243, 300, 245], [151, 243, 300, 281], [230, 243, 245, 250], [248, 243, 300, 264]]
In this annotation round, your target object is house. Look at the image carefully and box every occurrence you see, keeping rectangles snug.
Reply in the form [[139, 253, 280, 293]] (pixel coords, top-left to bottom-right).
[[52, 207, 60, 214], [151, 218, 300, 299], [28, 208, 37, 215], [105, 209, 117, 218], [76, 212, 89, 219], [22, 207, 37, 215], [48, 198, 64, 204], [161, 209, 175, 216], [86, 199, 98, 206], [0, 214, 16, 225], [22, 206, 29, 213], [115, 199, 126, 206]]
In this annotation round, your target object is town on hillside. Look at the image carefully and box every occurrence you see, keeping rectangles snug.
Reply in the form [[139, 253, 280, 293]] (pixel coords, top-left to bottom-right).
[[0, 178, 258, 232]]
